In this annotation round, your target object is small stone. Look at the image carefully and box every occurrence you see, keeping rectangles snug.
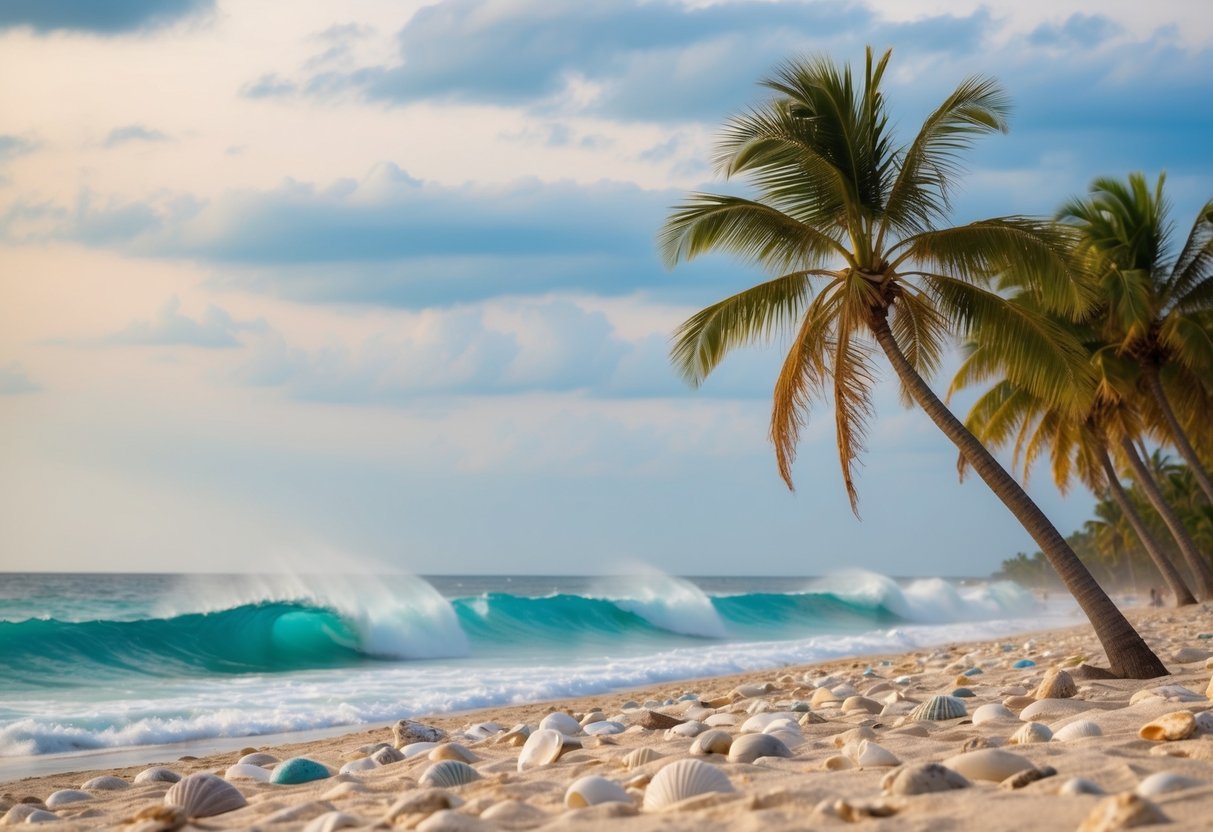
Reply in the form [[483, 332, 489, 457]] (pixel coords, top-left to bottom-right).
[[393, 719, 448, 746]]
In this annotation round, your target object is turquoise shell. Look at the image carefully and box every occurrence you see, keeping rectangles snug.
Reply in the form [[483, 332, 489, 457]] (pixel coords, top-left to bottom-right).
[[270, 757, 332, 785]]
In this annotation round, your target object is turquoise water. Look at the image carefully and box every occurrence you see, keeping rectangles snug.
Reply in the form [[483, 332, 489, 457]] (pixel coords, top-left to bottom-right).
[[0, 571, 1071, 761]]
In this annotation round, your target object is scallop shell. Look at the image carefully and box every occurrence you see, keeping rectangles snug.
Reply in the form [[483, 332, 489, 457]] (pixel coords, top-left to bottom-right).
[[164, 773, 248, 818], [942, 749, 1034, 782], [237, 752, 279, 767], [689, 728, 733, 756], [642, 759, 734, 810], [338, 757, 378, 775], [429, 743, 479, 763], [419, 760, 482, 788], [224, 763, 272, 782], [907, 695, 966, 721], [45, 790, 91, 808], [1057, 777, 1105, 796], [1009, 721, 1053, 744], [565, 775, 631, 808], [622, 747, 663, 769], [726, 732, 793, 764], [81, 776, 129, 791], [539, 712, 582, 735], [972, 703, 1015, 725], [134, 767, 181, 785], [1138, 711, 1196, 741], [1052, 719, 1102, 742], [517, 728, 564, 772], [1032, 668, 1077, 699], [881, 762, 971, 796], [1134, 771, 1204, 797], [846, 740, 900, 767]]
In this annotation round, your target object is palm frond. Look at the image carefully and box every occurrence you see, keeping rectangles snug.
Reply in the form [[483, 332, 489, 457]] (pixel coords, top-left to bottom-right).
[[889, 284, 948, 404], [830, 283, 878, 514], [1167, 196, 1213, 304], [1160, 314, 1213, 375]]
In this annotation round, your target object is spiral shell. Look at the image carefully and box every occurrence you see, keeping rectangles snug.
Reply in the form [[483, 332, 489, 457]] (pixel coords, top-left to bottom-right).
[[690, 728, 733, 756], [81, 776, 129, 791], [419, 760, 482, 789], [907, 695, 966, 721], [726, 732, 792, 764], [564, 775, 631, 808], [1052, 719, 1102, 742], [133, 767, 181, 785], [517, 728, 564, 772], [539, 712, 582, 735], [164, 773, 248, 818], [643, 759, 734, 810]]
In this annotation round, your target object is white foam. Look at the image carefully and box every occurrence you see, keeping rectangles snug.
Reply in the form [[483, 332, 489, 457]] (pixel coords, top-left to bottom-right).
[[592, 571, 728, 638]]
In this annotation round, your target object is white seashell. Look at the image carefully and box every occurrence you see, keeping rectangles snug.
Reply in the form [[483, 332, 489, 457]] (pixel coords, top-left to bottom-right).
[[583, 720, 626, 736], [1078, 793, 1168, 832], [810, 688, 842, 708], [429, 743, 479, 763], [337, 757, 378, 775], [134, 766, 181, 784], [2, 806, 42, 824], [847, 740, 899, 767], [1032, 668, 1077, 699], [1194, 711, 1213, 733], [690, 728, 733, 756], [1134, 771, 1204, 797], [1138, 711, 1196, 741], [726, 732, 792, 764], [703, 713, 738, 727], [539, 712, 582, 736], [762, 718, 801, 734], [841, 696, 882, 714], [24, 809, 59, 823], [225, 763, 272, 782], [622, 747, 663, 769], [237, 752, 279, 767], [565, 775, 631, 808], [81, 776, 129, 791], [496, 724, 531, 746], [972, 703, 1016, 725], [419, 760, 482, 788], [666, 720, 704, 738], [462, 721, 505, 740], [739, 712, 795, 733], [580, 711, 606, 725], [1009, 722, 1053, 744], [402, 741, 440, 759], [164, 773, 248, 818], [517, 728, 564, 772], [1020, 698, 1089, 722], [942, 749, 1034, 782], [1052, 719, 1102, 742], [45, 790, 91, 808], [302, 811, 362, 832], [1058, 777, 1105, 796], [833, 726, 876, 748], [643, 759, 734, 810], [371, 745, 406, 765], [907, 695, 966, 721], [881, 762, 971, 796]]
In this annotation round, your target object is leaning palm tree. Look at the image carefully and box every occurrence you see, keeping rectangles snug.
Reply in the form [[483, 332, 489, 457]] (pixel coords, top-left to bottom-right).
[[1059, 173, 1213, 503], [660, 48, 1166, 677]]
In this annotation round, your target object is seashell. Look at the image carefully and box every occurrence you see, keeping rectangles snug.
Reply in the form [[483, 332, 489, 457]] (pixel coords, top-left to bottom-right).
[[1077, 793, 1167, 832], [1012, 659, 1036, 668], [225, 763, 272, 782], [907, 695, 966, 721], [134, 766, 181, 785], [1001, 765, 1055, 790], [429, 742, 479, 763], [302, 811, 362, 832], [1052, 720, 1102, 742], [481, 799, 547, 827], [337, 757, 378, 775], [1172, 647, 1212, 663], [972, 703, 1016, 725], [462, 721, 505, 741], [583, 720, 626, 736], [393, 719, 447, 746], [810, 687, 842, 708], [81, 776, 129, 791], [703, 713, 738, 727], [666, 720, 704, 738], [1194, 711, 1213, 733], [846, 740, 899, 767], [690, 728, 733, 756], [833, 726, 876, 748], [642, 759, 734, 810], [371, 745, 406, 765], [164, 773, 248, 818], [1010, 722, 1053, 744], [726, 732, 792, 764], [383, 789, 463, 822], [739, 712, 794, 733], [1033, 668, 1077, 699], [842, 696, 882, 714], [942, 749, 1034, 782], [539, 712, 582, 736], [799, 710, 827, 725], [1134, 771, 1204, 797], [45, 790, 91, 809], [1019, 698, 1089, 722], [881, 762, 971, 796], [565, 775, 631, 808], [580, 711, 607, 725], [403, 741, 440, 758], [2, 805, 42, 824], [270, 757, 333, 785], [1146, 684, 1205, 702], [517, 728, 564, 772], [952, 687, 976, 698], [962, 736, 1002, 752], [495, 724, 531, 746], [24, 809, 59, 823], [823, 755, 854, 771], [732, 683, 773, 698], [1138, 711, 1196, 741], [622, 747, 663, 769], [237, 752, 279, 767], [419, 760, 482, 788], [762, 718, 800, 734], [1058, 778, 1105, 796]]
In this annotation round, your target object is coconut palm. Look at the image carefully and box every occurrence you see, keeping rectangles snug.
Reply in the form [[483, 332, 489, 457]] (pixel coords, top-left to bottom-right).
[[659, 48, 1166, 677], [1059, 173, 1213, 503]]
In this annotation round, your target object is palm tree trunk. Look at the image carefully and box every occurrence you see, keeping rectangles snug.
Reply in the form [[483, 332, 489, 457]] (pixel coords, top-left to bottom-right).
[[868, 311, 1167, 678], [1143, 365, 1213, 504], [1120, 437, 1213, 600], [1097, 444, 1196, 606]]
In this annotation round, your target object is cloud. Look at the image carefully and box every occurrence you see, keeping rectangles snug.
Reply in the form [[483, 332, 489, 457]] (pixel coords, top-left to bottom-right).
[[0, 364, 39, 395], [103, 124, 171, 148], [0, 0, 214, 35], [0, 135, 40, 161], [97, 296, 263, 348], [241, 73, 297, 99]]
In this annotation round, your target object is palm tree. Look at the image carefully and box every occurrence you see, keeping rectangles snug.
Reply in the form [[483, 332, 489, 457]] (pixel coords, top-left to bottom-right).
[[1059, 173, 1213, 503], [659, 48, 1167, 677]]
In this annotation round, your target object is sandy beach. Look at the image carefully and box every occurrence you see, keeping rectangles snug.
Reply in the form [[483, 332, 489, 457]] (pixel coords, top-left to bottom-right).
[[2, 604, 1212, 830]]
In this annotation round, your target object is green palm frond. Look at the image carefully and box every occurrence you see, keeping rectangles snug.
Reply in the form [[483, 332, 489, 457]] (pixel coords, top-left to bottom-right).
[[1166, 196, 1213, 304], [1102, 267, 1153, 344], [963, 380, 1036, 449], [889, 284, 947, 404], [1160, 314, 1213, 374]]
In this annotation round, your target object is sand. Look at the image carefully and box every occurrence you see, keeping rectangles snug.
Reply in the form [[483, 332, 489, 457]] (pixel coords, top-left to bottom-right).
[[3, 604, 1213, 830]]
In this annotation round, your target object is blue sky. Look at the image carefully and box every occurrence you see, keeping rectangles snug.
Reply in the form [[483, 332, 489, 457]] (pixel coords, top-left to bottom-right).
[[1, 0, 1210, 575]]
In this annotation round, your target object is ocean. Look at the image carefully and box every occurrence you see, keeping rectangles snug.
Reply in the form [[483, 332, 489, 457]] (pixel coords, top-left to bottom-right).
[[0, 570, 1079, 776]]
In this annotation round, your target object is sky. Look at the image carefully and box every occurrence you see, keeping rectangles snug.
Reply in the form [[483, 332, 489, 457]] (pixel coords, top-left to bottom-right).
[[1, 0, 1211, 576]]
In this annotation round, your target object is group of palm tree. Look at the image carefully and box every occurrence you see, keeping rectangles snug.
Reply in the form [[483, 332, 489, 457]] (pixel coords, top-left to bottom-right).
[[659, 48, 1212, 679]]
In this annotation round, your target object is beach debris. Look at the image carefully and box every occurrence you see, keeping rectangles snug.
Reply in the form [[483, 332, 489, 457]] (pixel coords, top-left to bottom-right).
[[1134, 771, 1204, 797], [565, 775, 631, 808], [43, 790, 91, 809], [517, 728, 565, 771], [302, 811, 362, 832], [943, 748, 1035, 782], [622, 747, 663, 769], [237, 751, 279, 767], [1059, 778, 1106, 796], [1077, 793, 1168, 832], [371, 745, 406, 765], [224, 763, 272, 782], [1001, 765, 1057, 790], [430, 742, 480, 763], [80, 775, 129, 791], [539, 712, 583, 735], [689, 728, 733, 756], [881, 762, 971, 796], [844, 739, 900, 767], [642, 759, 734, 810], [1053, 720, 1103, 742], [972, 703, 1016, 725], [133, 767, 181, 785], [1138, 711, 1197, 741], [907, 694, 966, 721], [419, 760, 483, 789], [394, 719, 448, 746], [1033, 668, 1078, 700], [1010, 721, 1054, 744], [270, 757, 333, 785], [726, 732, 792, 764], [163, 773, 247, 818]]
